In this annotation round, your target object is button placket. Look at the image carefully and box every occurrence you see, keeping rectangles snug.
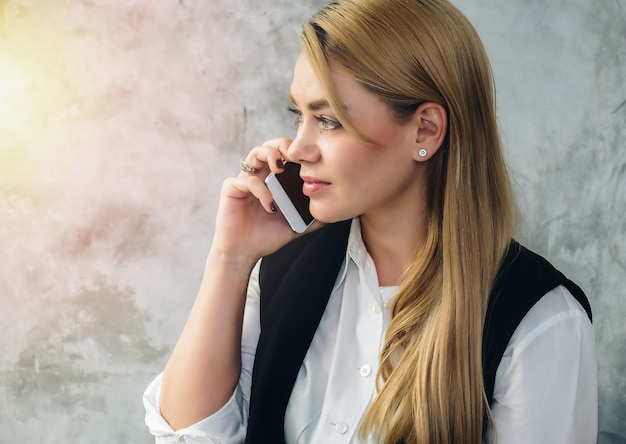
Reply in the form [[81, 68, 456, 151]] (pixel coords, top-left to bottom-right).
[[359, 364, 372, 377], [335, 422, 349, 434], [372, 303, 382, 315]]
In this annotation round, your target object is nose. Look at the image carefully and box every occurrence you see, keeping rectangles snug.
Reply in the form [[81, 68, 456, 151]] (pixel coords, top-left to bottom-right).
[[287, 122, 321, 164]]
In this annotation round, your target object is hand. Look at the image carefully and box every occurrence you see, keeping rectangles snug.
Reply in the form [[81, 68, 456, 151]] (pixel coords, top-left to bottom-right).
[[210, 138, 308, 264]]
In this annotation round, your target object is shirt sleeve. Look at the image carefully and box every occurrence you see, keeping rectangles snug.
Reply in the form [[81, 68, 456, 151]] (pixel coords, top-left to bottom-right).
[[142, 262, 263, 443], [486, 285, 598, 444]]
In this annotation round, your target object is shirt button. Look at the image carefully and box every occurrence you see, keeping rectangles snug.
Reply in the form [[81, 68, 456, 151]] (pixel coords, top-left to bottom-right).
[[372, 304, 382, 315], [335, 422, 349, 434], [359, 365, 372, 377]]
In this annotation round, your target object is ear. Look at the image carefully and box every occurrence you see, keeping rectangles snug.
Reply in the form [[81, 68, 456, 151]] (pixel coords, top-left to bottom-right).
[[411, 102, 447, 162]]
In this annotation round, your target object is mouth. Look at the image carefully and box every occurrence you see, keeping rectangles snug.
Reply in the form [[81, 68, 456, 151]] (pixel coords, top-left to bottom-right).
[[301, 175, 330, 196]]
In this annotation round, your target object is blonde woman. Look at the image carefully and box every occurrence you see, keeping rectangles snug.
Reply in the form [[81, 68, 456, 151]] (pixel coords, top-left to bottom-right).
[[144, 0, 597, 442]]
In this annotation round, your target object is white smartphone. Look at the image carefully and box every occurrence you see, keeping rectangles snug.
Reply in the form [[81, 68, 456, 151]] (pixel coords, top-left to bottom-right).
[[265, 162, 315, 233]]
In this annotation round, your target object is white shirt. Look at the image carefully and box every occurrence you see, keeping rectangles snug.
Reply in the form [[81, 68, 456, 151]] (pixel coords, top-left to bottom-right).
[[144, 219, 597, 443]]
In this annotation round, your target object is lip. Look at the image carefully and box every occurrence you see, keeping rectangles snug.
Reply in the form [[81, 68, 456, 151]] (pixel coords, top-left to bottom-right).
[[301, 175, 330, 196]]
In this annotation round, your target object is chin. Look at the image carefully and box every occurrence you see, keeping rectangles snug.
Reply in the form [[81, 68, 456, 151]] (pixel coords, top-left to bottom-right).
[[310, 206, 356, 225]]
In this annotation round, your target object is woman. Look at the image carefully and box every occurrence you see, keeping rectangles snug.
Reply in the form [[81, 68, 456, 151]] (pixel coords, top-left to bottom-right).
[[144, 0, 597, 442]]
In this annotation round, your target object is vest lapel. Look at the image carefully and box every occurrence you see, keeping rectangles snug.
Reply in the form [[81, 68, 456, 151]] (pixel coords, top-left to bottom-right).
[[245, 220, 352, 443]]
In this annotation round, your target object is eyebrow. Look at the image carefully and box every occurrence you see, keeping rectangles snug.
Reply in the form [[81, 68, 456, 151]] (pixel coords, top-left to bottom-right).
[[288, 92, 331, 111]]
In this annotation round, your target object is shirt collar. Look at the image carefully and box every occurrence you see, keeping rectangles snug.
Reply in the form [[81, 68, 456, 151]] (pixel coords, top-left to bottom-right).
[[332, 218, 371, 291]]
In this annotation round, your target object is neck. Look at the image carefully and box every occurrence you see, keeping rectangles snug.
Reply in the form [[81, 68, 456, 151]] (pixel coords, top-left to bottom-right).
[[359, 209, 427, 287]]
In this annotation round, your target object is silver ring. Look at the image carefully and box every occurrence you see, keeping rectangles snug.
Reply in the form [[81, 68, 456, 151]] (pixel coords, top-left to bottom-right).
[[240, 158, 257, 174]]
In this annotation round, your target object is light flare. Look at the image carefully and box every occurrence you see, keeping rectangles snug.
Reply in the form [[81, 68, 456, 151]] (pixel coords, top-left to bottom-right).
[[0, 17, 74, 186], [0, 55, 31, 149]]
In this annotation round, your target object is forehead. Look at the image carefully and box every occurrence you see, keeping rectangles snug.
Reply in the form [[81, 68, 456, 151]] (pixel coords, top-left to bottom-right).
[[289, 53, 328, 107], [289, 52, 385, 113]]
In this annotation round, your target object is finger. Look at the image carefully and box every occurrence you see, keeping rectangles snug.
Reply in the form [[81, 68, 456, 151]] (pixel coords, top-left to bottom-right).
[[238, 154, 264, 177], [224, 175, 277, 214], [239, 158, 258, 175], [259, 137, 293, 165], [242, 138, 293, 176]]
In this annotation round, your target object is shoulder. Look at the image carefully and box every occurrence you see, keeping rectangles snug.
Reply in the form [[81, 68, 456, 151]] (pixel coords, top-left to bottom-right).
[[259, 220, 353, 297], [489, 285, 598, 443], [482, 241, 593, 402], [508, 284, 594, 358], [487, 241, 592, 327], [256, 220, 353, 320]]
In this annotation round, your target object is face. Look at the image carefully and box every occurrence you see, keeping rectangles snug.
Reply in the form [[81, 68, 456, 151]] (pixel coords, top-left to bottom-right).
[[286, 53, 427, 225]]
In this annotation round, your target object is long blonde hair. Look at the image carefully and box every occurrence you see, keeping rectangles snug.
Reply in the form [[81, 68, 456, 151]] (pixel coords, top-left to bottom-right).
[[301, 1, 516, 442]]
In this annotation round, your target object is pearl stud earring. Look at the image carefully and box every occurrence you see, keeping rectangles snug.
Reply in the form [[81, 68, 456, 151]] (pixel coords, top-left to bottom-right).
[[418, 148, 428, 158]]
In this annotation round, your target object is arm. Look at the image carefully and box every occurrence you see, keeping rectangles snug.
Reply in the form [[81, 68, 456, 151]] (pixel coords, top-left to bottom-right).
[[143, 264, 263, 441], [158, 141, 301, 431], [488, 286, 597, 444], [159, 250, 256, 429]]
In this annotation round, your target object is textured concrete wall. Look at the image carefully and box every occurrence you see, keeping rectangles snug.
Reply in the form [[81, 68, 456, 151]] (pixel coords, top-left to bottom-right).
[[0, 1, 623, 442]]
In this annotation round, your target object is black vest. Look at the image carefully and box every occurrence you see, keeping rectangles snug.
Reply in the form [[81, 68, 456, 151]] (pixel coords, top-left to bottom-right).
[[244, 220, 592, 443]]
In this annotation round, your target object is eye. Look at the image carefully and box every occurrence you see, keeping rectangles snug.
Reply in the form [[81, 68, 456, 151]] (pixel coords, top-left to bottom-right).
[[286, 106, 302, 127], [316, 116, 342, 131]]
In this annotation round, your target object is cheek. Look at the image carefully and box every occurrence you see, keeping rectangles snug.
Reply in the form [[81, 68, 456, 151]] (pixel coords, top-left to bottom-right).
[[360, 113, 407, 141], [369, 124, 401, 143], [331, 147, 374, 186]]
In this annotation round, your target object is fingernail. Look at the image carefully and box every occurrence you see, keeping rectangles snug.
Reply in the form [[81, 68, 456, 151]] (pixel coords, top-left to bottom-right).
[[270, 202, 277, 213], [276, 159, 284, 169]]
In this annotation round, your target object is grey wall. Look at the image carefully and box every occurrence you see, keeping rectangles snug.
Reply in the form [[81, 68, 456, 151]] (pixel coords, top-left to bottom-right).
[[0, 1, 623, 442]]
